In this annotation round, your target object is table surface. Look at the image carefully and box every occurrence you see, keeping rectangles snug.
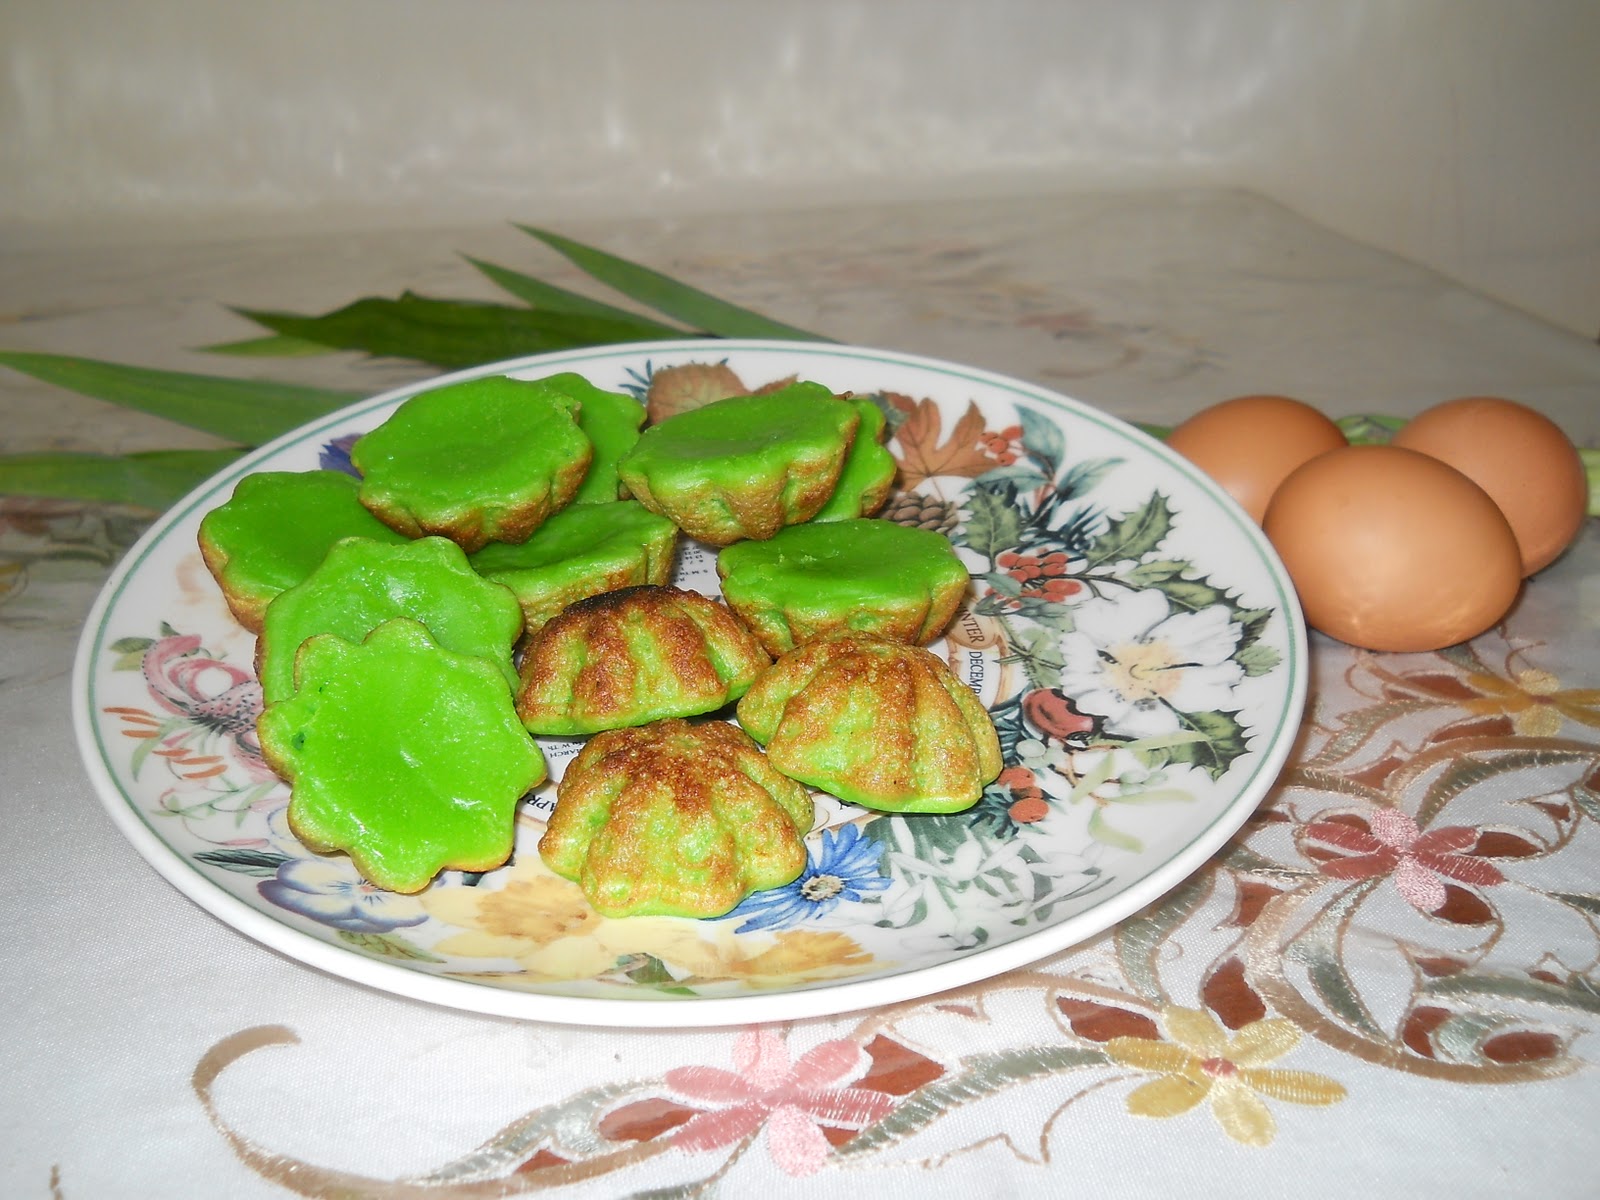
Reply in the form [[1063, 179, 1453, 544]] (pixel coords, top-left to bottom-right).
[[4, 189, 1599, 1198]]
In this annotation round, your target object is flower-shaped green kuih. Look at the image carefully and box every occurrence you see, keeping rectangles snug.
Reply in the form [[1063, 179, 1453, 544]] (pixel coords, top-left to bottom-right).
[[716, 516, 969, 656], [469, 499, 678, 639], [616, 382, 860, 545], [540, 372, 647, 506], [259, 618, 547, 894], [197, 469, 409, 632], [257, 535, 524, 704], [351, 373, 594, 552]]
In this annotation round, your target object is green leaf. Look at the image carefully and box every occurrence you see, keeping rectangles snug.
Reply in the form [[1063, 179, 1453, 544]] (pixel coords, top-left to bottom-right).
[[198, 333, 338, 357], [336, 929, 445, 962], [193, 848, 290, 878], [0, 350, 359, 444], [1082, 492, 1173, 569], [0, 448, 248, 509], [520, 225, 832, 342], [962, 487, 1025, 561], [1162, 708, 1252, 780], [1233, 605, 1273, 651], [422, 1079, 656, 1179], [1235, 641, 1282, 677], [1008, 624, 1065, 689], [235, 293, 686, 369], [1116, 871, 1213, 1001], [1087, 807, 1144, 852], [836, 1045, 1108, 1158], [1425, 970, 1600, 1016], [462, 255, 689, 335], [1417, 747, 1591, 828], [1017, 405, 1066, 474], [1057, 455, 1123, 499], [1551, 891, 1600, 917], [1337, 412, 1405, 445], [1284, 880, 1386, 1037]]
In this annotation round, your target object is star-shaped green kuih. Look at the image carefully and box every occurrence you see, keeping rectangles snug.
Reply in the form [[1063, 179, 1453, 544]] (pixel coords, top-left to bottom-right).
[[259, 618, 547, 894]]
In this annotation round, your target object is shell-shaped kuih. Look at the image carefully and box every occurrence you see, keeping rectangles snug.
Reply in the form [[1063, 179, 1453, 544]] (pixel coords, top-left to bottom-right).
[[737, 633, 1003, 813], [540, 718, 813, 918], [515, 585, 771, 736]]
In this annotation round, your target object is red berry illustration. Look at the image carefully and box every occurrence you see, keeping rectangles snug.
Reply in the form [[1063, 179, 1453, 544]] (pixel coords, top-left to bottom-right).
[[1021, 687, 1097, 744]]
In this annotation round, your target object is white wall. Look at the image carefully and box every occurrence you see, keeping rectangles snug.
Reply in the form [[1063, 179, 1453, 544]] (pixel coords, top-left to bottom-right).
[[3, 0, 1597, 336]]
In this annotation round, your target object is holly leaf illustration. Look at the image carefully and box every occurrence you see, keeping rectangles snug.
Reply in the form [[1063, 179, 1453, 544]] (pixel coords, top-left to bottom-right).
[[1160, 708, 1251, 779], [1081, 492, 1173, 569], [961, 486, 1024, 561], [889, 397, 997, 488], [1235, 641, 1282, 677]]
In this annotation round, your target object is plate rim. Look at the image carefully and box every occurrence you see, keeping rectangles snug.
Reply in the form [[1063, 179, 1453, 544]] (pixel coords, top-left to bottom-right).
[[72, 338, 1308, 1028]]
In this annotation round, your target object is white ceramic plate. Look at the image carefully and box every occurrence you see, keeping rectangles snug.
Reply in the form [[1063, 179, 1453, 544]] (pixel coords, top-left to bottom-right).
[[74, 341, 1306, 1027]]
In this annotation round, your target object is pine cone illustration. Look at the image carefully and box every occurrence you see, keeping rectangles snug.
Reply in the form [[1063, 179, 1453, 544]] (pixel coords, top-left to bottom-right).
[[883, 490, 960, 535]]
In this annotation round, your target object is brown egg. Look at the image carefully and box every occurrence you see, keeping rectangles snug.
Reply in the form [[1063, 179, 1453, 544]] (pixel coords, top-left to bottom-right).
[[1392, 396, 1587, 576], [1263, 445, 1522, 652], [1166, 395, 1347, 524]]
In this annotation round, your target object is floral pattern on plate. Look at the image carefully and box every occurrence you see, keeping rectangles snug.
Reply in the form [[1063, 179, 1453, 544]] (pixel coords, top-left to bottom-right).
[[75, 341, 1304, 1025]]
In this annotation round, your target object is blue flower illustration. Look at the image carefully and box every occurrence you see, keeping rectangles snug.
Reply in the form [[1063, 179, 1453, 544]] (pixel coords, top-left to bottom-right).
[[318, 432, 361, 477], [727, 823, 892, 933], [260, 857, 427, 933]]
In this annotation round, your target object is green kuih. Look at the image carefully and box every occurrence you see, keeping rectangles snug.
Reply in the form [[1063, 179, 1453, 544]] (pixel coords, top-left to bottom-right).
[[535, 373, 647, 505], [716, 517, 969, 657], [736, 633, 1002, 813], [351, 373, 593, 552], [469, 500, 679, 638], [540, 718, 811, 918], [616, 381, 860, 545], [516, 584, 769, 735], [257, 535, 524, 704], [197, 470, 410, 632], [811, 397, 897, 521], [260, 618, 546, 894]]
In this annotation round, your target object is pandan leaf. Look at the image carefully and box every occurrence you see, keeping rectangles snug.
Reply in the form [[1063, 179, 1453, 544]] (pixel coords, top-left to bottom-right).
[[234, 293, 687, 368], [1337, 412, 1405, 445], [519, 226, 831, 341], [462, 255, 689, 335], [0, 350, 358, 444], [0, 448, 248, 509], [197, 333, 337, 357]]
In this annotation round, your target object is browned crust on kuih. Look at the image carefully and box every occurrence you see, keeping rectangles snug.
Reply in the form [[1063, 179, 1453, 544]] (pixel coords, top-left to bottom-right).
[[515, 585, 770, 734]]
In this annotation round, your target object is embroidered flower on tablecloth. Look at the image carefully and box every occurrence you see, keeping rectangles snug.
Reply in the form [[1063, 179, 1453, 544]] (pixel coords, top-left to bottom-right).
[[1105, 1007, 1345, 1146], [1453, 665, 1600, 737], [1056, 591, 1243, 739], [1304, 809, 1504, 913], [725, 824, 891, 934], [666, 1030, 897, 1176]]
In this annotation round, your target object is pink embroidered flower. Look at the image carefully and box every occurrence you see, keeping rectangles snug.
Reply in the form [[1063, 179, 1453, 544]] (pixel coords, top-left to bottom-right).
[[665, 1030, 897, 1176], [1304, 809, 1504, 912]]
